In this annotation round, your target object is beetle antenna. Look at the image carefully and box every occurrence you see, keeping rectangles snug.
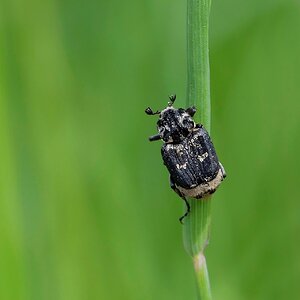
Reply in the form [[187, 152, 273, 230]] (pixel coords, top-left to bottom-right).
[[145, 107, 160, 115], [168, 94, 176, 106]]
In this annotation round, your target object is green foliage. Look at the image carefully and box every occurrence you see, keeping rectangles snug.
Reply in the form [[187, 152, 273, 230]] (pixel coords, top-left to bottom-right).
[[184, 1, 213, 298], [0, 0, 300, 300]]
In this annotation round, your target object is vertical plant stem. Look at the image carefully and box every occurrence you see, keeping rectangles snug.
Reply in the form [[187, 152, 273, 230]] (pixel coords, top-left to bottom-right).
[[194, 253, 212, 300], [187, 0, 211, 132], [183, 197, 213, 300], [184, 0, 212, 299]]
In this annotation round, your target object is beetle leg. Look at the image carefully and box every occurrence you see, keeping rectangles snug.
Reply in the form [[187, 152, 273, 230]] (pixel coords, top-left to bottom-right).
[[209, 188, 216, 194], [179, 197, 190, 224], [149, 134, 161, 142], [219, 162, 227, 179], [185, 106, 196, 117], [170, 175, 179, 194], [169, 176, 190, 224]]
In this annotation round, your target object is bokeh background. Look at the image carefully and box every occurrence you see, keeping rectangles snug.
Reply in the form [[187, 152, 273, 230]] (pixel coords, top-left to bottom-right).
[[0, 0, 300, 299]]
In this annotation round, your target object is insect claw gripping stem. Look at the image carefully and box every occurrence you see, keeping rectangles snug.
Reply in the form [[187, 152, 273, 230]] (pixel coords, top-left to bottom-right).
[[179, 197, 191, 224]]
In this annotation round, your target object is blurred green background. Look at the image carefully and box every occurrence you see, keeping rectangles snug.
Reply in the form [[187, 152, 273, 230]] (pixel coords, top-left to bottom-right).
[[0, 0, 300, 299]]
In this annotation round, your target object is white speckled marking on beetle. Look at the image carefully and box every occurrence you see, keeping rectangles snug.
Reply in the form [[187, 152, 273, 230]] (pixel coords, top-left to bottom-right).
[[176, 162, 188, 170], [197, 152, 208, 162]]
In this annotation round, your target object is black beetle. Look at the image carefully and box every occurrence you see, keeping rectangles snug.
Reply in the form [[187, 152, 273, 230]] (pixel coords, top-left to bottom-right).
[[145, 95, 226, 223]]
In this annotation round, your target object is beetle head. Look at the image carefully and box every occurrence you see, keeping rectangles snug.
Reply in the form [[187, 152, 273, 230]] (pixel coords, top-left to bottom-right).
[[145, 95, 197, 143]]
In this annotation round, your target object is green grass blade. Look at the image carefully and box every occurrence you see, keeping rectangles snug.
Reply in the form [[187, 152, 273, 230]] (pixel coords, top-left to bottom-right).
[[184, 0, 213, 299]]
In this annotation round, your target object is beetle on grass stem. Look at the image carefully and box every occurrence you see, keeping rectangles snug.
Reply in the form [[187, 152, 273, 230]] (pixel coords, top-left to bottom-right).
[[146, 95, 226, 223]]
